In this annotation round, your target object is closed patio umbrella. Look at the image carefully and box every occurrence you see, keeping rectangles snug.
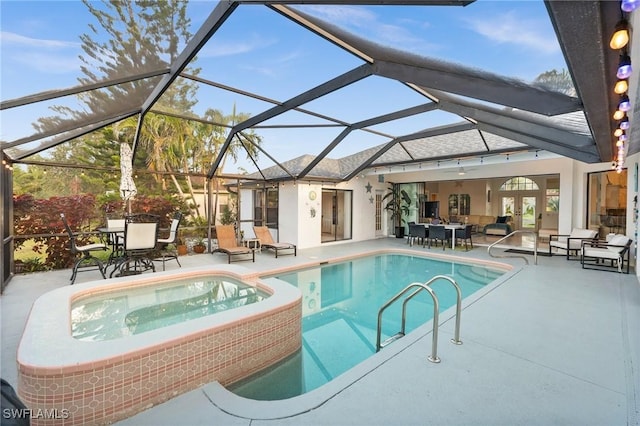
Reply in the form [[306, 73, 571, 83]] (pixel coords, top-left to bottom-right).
[[119, 142, 137, 213]]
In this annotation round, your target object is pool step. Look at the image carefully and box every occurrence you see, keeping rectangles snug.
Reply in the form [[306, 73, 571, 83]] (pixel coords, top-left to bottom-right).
[[380, 332, 405, 348]]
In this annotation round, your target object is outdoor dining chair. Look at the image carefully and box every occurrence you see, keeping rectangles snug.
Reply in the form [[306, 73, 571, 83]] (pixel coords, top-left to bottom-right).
[[154, 212, 183, 271], [110, 214, 159, 277], [105, 217, 125, 264], [427, 224, 451, 250], [408, 223, 427, 247], [60, 213, 107, 284], [455, 224, 474, 251]]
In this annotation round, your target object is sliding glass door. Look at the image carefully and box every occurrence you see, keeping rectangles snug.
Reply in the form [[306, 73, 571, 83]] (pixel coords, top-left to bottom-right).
[[321, 189, 352, 242]]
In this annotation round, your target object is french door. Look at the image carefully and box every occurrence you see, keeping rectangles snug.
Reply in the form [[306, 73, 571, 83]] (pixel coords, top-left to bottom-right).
[[501, 194, 539, 230]]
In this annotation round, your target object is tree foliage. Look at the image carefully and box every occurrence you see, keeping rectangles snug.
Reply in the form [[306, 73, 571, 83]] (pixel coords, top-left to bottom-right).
[[13, 193, 186, 270], [533, 68, 576, 96]]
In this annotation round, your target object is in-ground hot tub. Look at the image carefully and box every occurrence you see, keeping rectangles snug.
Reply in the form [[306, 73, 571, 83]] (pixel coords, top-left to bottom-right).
[[17, 265, 301, 425]]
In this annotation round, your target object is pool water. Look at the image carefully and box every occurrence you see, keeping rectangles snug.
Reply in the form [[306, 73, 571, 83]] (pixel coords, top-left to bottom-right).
[[228, 254, 504, 400], [71, 277, 269, 341]]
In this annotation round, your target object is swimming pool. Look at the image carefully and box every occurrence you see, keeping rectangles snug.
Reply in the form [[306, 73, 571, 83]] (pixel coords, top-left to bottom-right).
[[228, 253, 505, 400], [71, 276, 270, 341]]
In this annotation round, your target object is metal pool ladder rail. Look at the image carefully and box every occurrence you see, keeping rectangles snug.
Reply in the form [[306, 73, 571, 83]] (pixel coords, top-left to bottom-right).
[[376, 275, 463, 363], [487, 229, 538, 265]]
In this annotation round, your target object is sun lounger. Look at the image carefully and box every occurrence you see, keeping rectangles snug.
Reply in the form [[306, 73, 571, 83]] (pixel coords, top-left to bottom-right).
[[212, 225, 254, 263], [253, 226, 296, 258]]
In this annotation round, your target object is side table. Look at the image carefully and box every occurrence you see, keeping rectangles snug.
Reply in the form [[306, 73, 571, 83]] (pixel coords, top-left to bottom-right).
[[243, 238, 261, 252]]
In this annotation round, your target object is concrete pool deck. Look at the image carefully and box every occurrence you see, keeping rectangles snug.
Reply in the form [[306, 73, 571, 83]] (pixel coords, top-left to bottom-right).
[[2, 237, 639, 425]]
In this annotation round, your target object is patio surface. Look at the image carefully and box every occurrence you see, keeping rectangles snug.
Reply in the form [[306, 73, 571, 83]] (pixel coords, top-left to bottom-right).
[[2, 236, 639, 425]]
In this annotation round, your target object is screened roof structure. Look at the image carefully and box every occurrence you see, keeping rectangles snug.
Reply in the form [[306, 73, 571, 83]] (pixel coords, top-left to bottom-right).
[[0, 0, 634, 183]]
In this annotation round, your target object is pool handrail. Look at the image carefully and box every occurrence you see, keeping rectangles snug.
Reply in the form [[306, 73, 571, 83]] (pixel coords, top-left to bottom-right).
[[401, 275, 463, 346], [376, 275, 463, 363], [487, 229, 538, 265]]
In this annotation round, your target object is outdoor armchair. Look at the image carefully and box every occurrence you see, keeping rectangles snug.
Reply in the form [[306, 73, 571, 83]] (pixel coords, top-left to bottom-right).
[[581, 234, 632, 273], [549, 228, 598, 260], [253, 226, 297, 258], [60, 213, 107, 284]]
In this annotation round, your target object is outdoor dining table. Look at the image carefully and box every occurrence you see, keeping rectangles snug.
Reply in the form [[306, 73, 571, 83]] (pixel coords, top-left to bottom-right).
[[419, 223, 466, 250]]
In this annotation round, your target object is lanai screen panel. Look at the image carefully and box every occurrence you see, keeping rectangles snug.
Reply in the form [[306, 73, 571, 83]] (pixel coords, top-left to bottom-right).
[[293, 2, 565, 83]]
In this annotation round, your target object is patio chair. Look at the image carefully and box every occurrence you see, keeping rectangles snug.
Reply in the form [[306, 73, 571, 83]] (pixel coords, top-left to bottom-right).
[[408, 223, 427, 247], [60, 213, 107, 284], [581, 234, 632, 273], [153, 212, 183, 271], [548, 228, 598, 260], [213, 225, 255, 263], [105, 218, 125, 265], [406, 221, 416, 245], [110, 215, 159, 277], [253, 226, 297, 258], [455, 224, 474, 251], [427, 225, 451, 250]]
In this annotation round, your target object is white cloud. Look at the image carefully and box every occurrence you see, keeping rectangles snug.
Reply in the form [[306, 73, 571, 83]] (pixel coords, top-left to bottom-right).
[[463, 11, 560, 55], [299, 5, 378, 28], [198, 34, 277, 58], [0, 31, 81, 74], [298, 5, 441, 53], [0, 31, 79, 49], [13, 52, 82, 74]]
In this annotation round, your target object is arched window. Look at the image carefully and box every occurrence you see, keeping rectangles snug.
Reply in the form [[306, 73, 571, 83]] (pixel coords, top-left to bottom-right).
[[499, 177, 540, 191]]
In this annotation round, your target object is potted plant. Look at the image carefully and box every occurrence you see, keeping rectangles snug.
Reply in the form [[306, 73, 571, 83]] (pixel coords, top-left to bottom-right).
[[193, 236, 206, 254], [382, 184, 412, 238], [176, 232, 188, 256]]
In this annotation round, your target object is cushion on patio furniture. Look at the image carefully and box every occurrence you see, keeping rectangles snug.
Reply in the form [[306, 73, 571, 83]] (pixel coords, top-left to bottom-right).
[[607, 234, 630, 253], [581, 235, 631, 273], [550, 228, 598, 250]]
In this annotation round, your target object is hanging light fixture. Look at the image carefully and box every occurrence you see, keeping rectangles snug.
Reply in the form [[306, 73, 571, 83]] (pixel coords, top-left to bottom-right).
[[613, 109, 626, 120], [458, 167, 466, 176], [617, 53, 633, 79], [610, 19, 630, 49], [618, 94, 632, 111], [620, 116, 630, 130], [614, 79, 629, 94], [622, 0, 640, 12]]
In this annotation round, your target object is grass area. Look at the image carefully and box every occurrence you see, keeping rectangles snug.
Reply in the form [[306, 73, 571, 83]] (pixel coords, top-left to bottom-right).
[[14, 239, 46, 262], [14, 238, 114, 265]]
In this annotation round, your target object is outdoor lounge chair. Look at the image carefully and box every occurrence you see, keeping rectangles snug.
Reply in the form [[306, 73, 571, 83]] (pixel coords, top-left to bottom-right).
[[213, 225, 255, 263], [548, 228, 598, 260], [581, 234, 632, 273], [253, 226, 297, 258]]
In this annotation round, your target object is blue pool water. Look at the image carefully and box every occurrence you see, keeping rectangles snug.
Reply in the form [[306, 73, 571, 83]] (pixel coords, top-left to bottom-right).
[[71, 276, 269, 341], [228, 254, 504, 400]]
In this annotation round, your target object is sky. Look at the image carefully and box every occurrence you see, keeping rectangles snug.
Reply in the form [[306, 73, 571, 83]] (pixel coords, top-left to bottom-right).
[[0, 0, 569, 173]]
